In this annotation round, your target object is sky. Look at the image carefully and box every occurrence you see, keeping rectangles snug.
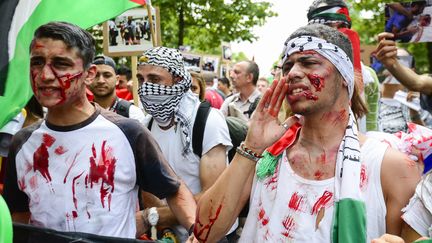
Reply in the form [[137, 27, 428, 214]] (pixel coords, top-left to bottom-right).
[[231, 0, 315, 77]]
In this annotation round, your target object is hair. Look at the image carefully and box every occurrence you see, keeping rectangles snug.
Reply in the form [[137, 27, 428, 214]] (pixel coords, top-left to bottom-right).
[[412, 1, 426, 7], [189, 71, 206, 101], [245, 60, 259, 85], [117, 65, 132, 80], [258, 77, 270, 84], [286, 24, 367, 119], [201, 71, 217, 85], [218, 77, 230, 89], [30, 21, 95, 69]]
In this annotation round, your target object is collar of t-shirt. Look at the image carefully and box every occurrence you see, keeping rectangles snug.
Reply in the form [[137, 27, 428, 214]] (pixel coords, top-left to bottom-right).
[[232, 89, 261, 103]]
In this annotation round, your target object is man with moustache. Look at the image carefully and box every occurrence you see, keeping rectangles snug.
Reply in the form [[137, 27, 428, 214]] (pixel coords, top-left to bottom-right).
[[2, 21, 196, 238], [195, 24, 420, 242], [88, 55, 144, 123]]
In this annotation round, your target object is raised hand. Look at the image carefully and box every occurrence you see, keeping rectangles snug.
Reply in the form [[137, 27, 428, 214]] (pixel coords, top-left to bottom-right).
[[376, 32, 398, 68], [244, 79, 299, 154]]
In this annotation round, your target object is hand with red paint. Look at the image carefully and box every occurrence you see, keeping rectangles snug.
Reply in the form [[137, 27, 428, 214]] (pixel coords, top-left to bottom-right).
[[244, 79, 299, 154]]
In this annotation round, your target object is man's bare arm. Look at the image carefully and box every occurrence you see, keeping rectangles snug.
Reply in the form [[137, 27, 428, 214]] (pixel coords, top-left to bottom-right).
[[376, 32, 432, 95], [381, 148, 421, 235], [166, 181, 196, 231], [194, 79, 298, 242]]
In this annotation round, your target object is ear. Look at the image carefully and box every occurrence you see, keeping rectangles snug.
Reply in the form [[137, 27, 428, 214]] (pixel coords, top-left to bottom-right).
[[247, 73, 254, 83], [84, 64, 97, 86], [116, 75, 120, 85]]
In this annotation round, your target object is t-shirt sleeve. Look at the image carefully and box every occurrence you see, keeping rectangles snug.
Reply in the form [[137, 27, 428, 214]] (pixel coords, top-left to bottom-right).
[[128, 105, 146, 124], [132, 125, 181, 199], [402, 193, 432, 237], [202, 108, 233, 156], [3, 134, 30, 213]]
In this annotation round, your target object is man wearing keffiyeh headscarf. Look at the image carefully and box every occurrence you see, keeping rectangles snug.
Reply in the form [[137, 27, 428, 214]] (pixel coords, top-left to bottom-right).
[[194, 24, 420, 243], [136, 46, 236, 242]]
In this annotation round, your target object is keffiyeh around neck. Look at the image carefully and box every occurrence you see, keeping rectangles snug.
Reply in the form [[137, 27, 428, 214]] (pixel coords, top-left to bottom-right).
[[138, 46, 196, 156], [282, 35, 354, 99]]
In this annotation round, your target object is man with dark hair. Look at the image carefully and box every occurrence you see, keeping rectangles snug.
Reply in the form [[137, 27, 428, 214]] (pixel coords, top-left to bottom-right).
[[116, 65, 133, 101], [3, 21, 196, 238], [195, 24, 419, 242], [116, 65, 132, 89], [217, 77, 233, 98], [220, 60, 261, 121], [88, 55, 144, 122]]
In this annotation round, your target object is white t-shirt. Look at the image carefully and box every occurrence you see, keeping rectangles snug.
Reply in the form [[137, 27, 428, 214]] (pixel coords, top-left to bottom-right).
[[3, 107, 180, 238], [147, 105, 232, 194], [240, 138, 387, 242], [145, 102, 233, 241], [128, 104, 145, 124]]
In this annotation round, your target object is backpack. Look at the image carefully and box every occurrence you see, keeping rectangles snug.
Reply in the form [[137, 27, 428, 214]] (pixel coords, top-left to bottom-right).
[[192, 101, 248, 161], [112, 98, 132, 118], [147, 101, 248, 161]]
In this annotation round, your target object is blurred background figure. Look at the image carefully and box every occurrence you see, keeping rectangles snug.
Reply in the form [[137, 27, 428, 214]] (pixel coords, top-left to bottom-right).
[[217, 77, 233, 98], [189, 71, 206, 101], [256, 77, 270, 94]]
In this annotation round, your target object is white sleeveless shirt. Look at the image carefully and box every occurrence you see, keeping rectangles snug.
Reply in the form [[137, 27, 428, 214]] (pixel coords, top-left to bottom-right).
[[240, 138, 388, 243]]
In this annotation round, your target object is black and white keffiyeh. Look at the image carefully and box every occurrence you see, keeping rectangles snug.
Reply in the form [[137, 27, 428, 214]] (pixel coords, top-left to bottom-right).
[[282, 35, 354, 99], [138, 47, 196, 156]]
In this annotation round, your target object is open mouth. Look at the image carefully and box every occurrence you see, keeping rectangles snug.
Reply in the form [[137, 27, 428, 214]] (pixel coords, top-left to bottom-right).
[[39, 87, 60, 95], [287, 84, 318, 102]]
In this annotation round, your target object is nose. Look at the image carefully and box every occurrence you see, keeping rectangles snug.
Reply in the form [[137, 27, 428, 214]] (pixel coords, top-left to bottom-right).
[[286, 63, 305, 84], [40, 64, 56, 83]]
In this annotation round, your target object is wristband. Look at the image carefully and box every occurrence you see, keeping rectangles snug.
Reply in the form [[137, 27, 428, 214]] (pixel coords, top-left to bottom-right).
[[236, 142, 263, 163]]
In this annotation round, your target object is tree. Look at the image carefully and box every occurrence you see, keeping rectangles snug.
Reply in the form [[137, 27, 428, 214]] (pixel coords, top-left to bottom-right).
[[154, 0, 276, 54], [347, 0, 432, 73], [231, 51, 249, 63]]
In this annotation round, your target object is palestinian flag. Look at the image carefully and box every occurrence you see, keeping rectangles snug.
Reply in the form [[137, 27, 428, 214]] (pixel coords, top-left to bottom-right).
[[0, 0, 146, 129]]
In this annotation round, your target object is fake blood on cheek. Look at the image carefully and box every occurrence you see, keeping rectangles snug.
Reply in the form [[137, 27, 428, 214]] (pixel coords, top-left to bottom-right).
[[307, 74, 325, 92]]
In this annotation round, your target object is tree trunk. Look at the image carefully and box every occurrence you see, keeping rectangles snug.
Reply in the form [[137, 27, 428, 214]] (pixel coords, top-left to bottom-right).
[[178, 1, 185, 47]]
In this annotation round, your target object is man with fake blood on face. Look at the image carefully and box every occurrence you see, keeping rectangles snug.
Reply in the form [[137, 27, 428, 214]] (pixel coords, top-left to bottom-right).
[[194, 24, 420, 243], [2, 21, 196, 239]]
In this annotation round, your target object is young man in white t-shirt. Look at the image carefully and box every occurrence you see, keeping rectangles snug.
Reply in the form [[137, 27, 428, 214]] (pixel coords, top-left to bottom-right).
[[136, 47, 235, 242], [195, 24, 420, 243], [3, 22, 196, 239]]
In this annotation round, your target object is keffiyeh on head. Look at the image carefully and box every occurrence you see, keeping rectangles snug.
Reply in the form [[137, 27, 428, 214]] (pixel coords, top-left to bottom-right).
[[139, 46, 192, 88], [282, 35, 354, 99]]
